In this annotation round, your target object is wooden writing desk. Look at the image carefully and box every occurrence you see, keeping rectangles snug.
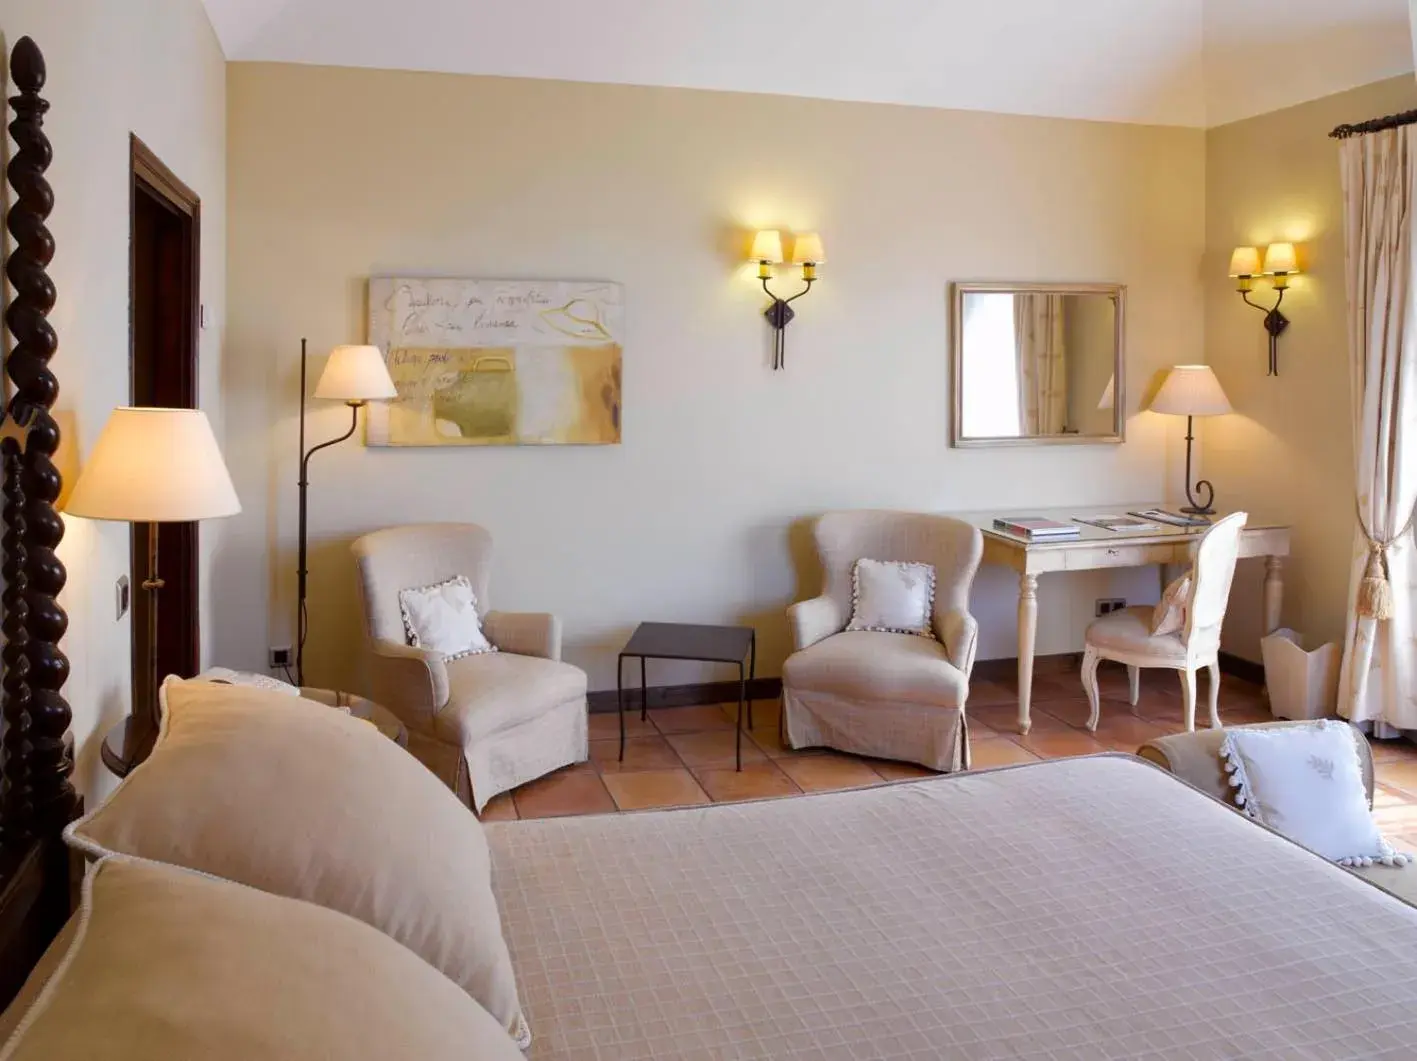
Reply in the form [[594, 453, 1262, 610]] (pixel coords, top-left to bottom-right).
[[955, 506, 1291, 734]]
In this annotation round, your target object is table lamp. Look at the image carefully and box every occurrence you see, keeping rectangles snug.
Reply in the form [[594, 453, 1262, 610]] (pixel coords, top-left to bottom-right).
[[1149, 365, 1232, 515], [65, 408, 241, 764], [296, 342, 397, 684]]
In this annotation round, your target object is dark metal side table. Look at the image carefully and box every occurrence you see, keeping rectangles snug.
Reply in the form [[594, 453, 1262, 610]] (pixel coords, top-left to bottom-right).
[[617, 622, 756, 770]]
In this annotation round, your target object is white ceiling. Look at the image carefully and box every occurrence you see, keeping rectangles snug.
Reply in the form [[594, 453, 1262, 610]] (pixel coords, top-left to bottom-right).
[[200, 0, 1413, 128]]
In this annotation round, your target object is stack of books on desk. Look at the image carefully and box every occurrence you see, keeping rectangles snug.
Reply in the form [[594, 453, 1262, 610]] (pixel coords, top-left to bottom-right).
[[992, 516, 1081, 541]]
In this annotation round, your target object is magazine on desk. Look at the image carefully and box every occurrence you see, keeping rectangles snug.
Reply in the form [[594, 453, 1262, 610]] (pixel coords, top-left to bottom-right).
[[1074, 515, 1161, 533], [1127, 508, 1212, 528], [992, 517, 1081, 540]]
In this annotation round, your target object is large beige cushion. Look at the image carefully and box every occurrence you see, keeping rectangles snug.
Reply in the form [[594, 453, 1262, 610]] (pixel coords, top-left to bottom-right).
[[783, 630, 967, 705], [65, 678, 529, 1046], [1085, 605, 1187, 662], [0, 857, 525, 1061], [439, 650, 588, 745]]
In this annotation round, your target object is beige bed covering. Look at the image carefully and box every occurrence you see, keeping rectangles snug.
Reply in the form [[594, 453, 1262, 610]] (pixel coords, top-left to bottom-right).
[[486, 754, 1417, 1060]]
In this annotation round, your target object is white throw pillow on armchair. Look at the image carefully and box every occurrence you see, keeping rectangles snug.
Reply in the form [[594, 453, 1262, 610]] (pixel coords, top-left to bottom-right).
[[398, 576, 496, 660], [845, 558, 937, 638], [1221, 720, 1411, 868]]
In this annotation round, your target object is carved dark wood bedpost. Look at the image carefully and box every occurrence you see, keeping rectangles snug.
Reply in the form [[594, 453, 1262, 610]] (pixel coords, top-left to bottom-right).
[[4, 36, 75, 834], [0, 439, 32, 845]]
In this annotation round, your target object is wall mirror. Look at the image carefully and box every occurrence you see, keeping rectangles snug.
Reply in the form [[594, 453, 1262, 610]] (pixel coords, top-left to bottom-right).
[[950, 282, 1125, 447]]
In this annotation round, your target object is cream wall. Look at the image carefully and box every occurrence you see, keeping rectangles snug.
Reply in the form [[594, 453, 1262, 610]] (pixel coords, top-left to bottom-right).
[[0, 0, 226, 796], [1203, 75, 1417, 662], [224, 62, 1206, 694]]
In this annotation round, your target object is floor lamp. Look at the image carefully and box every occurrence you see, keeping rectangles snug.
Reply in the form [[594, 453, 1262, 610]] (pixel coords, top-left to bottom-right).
[[64, 408, 241, 767], [297, 343, 397, 685]]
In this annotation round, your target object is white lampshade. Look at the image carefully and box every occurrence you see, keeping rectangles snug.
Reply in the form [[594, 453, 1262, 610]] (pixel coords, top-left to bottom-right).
[[313, 345, 398, 402], [1228, 246, 1262, 277], [1263, 242, 1299, 275], [1149, 365, 1233, 417], [749, 229, 784, 264], [65, 408, 241, 523], [791, 232, 826, 264]]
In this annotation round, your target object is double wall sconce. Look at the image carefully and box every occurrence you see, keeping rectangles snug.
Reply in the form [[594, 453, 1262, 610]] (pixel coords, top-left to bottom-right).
[[1228, 243, 1299, 376], [751, 230, 824, 370]]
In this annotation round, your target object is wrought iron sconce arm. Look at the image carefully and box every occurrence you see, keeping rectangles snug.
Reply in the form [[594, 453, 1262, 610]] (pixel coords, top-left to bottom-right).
[[761, 274, 816, 370], [1239, 284, 1288, 377]]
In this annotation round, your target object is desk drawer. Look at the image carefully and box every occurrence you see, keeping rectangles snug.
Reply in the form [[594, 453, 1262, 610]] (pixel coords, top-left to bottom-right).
[[1060, 542, 1186, 571]]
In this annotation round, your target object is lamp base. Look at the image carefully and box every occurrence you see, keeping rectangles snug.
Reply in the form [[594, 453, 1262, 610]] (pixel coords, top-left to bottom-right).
[[1179, 504, 1215, 517]]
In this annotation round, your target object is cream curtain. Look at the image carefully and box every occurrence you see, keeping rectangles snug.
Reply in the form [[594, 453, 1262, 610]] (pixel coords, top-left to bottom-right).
[[1337, 125, 1417, 731], [1015, 294, 1067, 434]]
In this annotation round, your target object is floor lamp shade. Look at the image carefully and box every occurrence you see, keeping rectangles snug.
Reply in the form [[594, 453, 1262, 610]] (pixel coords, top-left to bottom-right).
[[314, 345, 398, 403], [65, 407, 241, 522]]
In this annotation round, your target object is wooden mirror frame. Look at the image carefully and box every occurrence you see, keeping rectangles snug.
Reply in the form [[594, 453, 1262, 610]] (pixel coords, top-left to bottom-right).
[[949, 281, 1127, 448]]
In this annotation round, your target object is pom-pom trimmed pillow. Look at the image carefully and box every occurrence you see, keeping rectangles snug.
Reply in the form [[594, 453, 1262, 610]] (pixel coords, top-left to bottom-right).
[[846, 558, 937, 638], [65, 678, 530, 1047], [1220, 720, 1411, 868], [1150, 573, 1191, 636], [0, 856, 527, 1061], [399, 575, 495, 660]]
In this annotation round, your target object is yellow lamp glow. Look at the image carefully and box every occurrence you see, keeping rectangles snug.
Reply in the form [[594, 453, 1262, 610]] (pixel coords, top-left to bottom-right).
[[750, 229, 783, 262], [791, 232, 825, 281], [1263, 242, 1299, 288]]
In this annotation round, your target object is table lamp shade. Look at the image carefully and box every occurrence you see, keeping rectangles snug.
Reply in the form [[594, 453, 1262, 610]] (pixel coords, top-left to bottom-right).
[[65, 407, 241, 523], [313, 345, 398, 402], [1149, 365, 1232, 417]]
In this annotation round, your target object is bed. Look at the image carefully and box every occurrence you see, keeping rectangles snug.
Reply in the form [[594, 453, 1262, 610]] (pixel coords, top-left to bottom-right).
[[489, 755, 1417, 1060]]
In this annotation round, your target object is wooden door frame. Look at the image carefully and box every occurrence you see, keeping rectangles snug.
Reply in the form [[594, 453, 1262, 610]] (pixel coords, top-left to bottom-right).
[[128, 135, 201, 721]]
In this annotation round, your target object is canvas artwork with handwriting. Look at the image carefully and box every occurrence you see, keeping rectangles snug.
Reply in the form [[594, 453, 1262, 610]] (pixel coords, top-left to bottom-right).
[[366, 277, 623, 446]]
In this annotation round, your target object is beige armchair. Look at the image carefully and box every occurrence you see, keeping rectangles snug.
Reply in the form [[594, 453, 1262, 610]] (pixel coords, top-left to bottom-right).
[[351, 523, 588, 811], [782, 511, 984, 772]]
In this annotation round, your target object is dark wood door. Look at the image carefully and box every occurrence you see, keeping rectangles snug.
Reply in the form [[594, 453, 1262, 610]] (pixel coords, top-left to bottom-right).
[[128, 137, 200, 756]]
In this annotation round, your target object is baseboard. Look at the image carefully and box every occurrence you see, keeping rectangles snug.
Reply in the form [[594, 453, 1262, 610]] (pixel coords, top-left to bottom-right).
[[1217, 651, 1265, 685], [971, 653, 1080, 681], [586, 651, 1264, 715], [588, 677, 783, 715]]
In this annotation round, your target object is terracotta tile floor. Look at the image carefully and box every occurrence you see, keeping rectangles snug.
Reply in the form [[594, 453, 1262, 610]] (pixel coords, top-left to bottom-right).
[[480, 667, 1417, 832]]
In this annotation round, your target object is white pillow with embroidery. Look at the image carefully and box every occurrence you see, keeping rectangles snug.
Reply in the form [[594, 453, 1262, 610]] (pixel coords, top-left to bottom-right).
[[398, 576, 496, 660], [845, 559, 936, 638], [1221, 720, 1410, 868]]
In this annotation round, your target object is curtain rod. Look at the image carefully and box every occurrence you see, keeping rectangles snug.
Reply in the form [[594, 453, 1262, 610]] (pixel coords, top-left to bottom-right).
[[1330, 108, 1417, 139]]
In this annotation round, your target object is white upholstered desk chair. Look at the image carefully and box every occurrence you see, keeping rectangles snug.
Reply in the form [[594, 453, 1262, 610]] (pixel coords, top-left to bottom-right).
[[351, 523, 588, 812], [782, 511, 984, 772], [1081, 511, 1248, 733]]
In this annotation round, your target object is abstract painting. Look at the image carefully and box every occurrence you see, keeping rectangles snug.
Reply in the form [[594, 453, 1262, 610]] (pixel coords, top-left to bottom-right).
[[366, 277, 623, 447]]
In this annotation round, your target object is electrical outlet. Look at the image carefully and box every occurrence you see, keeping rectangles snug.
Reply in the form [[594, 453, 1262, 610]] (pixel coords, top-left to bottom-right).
[[269, 646, 293, 669], [115, 575, 130, 620], [1095, 598, 1127, 617]]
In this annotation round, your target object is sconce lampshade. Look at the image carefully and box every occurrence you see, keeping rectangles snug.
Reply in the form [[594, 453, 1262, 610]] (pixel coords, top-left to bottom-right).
[[65, 407, 241, 523], [749, 230, 784, 264], [1263, 242, 1299, 275], [313, 345, 399, 403], [1228, 247, 1263, 277], [1149, 365, 1232, 417], [791, 232, 826, 265]]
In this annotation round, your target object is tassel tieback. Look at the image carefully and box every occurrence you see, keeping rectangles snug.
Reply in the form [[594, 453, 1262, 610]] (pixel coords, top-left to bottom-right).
[[1357, 543, 1394, 621]]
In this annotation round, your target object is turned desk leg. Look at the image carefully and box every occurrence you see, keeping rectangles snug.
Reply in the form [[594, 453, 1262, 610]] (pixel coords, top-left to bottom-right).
[[1263, 556, 1284, 635], [1017, 572, 1039, 734]]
